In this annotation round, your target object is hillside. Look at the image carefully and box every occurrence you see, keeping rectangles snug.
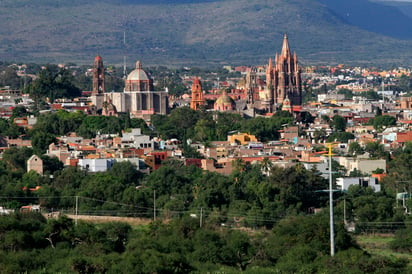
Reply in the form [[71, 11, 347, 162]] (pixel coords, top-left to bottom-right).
[[319, 0, 412, 39], [374, 0, 412, 19], [1, 0, 412, 66]]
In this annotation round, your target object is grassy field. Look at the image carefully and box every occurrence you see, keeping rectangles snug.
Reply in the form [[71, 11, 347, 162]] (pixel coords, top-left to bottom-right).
[[356, 234, 412, 269], [65, 214, 152, 226]]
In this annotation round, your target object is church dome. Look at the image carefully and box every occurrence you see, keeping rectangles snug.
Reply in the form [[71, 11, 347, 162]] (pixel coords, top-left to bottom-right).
[[127, 61, 150, 81], [216, 94, 234, 105], [214, 91, 236, 111]]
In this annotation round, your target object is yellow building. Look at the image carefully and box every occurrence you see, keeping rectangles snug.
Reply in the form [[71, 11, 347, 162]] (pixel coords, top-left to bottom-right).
[[228, 133, 258, 145]]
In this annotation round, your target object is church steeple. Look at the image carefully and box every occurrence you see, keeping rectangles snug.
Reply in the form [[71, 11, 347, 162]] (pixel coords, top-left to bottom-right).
[[265, 34, 302, 109], [280, 34, 291, 58]]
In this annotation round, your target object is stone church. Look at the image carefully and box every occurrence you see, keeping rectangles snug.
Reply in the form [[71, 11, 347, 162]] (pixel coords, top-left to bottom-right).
[[91, 56, 169, 120], [260, 34, 302, 112]]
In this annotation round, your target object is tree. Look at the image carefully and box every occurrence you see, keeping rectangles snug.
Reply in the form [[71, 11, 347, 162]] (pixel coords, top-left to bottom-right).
[[327, 132, 355, 143], [331, 115, 346, 132], [151, 107, 199, 140], [221, 230, 254, 271], [107, 161, 143, 186], [193, 118, 215, 142], [2, 147, 34, 173], [0, 67, 22, 89], [28, 66, 81, 104], [215, 112, 242, 140], [364, 141, 386, 159], [337, 88, 353, 99], [348, 142, 364, 156], [390, 228, 412, 253], [31, 131, 56, 155], [40, 155, 64, 174], [260, 158, 273, 175], [396, 74, 412, 92], [373, 115, 396, 132], [10, 106, 28, 120], [359, 90, 380, 100], [264, 214, 357, 267], [43, 215, 75, 249]]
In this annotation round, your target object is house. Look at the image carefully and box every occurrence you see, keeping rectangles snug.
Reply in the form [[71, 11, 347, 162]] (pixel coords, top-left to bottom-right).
[[27, 155, 43, 175], [78, 158, 115, 172], [21, 205, 41, 213], [336, 177, 381, 192], [338, 157, 386, 176], [227, 132, 258, 145], [114, 128, 154, 151]]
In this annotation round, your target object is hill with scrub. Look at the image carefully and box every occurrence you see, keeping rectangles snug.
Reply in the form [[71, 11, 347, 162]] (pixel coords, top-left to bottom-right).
[[1, 0, 412, 66]]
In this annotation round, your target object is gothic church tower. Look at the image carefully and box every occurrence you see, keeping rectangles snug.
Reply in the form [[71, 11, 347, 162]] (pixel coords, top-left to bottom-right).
[[265, 34, 302, 111]]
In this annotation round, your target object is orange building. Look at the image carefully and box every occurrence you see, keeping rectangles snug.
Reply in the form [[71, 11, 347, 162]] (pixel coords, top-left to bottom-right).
[[190, 77, 205, 111]]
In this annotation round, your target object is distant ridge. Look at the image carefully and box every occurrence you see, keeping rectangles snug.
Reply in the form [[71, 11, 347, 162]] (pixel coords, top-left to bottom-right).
[[318, 0, 412, 39], [1, 0, 412, 66]]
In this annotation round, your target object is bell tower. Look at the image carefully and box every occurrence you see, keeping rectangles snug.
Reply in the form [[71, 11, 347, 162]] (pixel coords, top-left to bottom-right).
[[190, 77, 205, 111], [92, 55, 105, 95]]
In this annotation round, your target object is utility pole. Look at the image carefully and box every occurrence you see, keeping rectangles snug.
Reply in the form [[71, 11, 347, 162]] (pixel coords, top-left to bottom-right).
[[343, 196, 346, 225], [200, 208, 203, 228], [75, 196, 79, 226], [327, 143, 335, 257], [153, 190, 156, 221]]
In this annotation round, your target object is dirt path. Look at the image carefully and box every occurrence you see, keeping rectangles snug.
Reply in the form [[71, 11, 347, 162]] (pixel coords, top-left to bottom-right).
[[64, 214, 153, 226]]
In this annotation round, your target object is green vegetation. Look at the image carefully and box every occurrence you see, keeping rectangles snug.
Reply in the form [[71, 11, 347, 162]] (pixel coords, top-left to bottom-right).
[[0, 127, 411, 271], [27, 65, 81, 111], [152, 107, 293, 142], [372, 115, 397, 132], [357, 234, 412, 270], [0, 211, 409, 273]]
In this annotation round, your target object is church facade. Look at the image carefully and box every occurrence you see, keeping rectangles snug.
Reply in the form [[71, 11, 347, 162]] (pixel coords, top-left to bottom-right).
[[261, 34, 302, 112], [91, 58, 168, 120]]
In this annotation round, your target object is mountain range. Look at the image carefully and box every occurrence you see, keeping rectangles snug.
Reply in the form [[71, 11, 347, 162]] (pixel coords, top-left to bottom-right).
[[1, 0, 412, 67]]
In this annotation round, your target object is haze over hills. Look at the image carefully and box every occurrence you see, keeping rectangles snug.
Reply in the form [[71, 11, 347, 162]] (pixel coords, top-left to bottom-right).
[[1, 0, 412, 67], [319, 0, 412, 39], [373, 0, 412, 19]]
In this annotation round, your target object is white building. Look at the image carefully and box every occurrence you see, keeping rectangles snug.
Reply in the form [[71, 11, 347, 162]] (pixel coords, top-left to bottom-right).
[[336, 177, 381, 192], [120, 128, 154, 149], [78, 158, 115, 172], [338, 157, 386, 176]]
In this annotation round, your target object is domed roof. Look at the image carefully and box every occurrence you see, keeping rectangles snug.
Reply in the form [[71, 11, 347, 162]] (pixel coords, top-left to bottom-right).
[[215, 91, 235, 106], [126, 61, 150, 81]]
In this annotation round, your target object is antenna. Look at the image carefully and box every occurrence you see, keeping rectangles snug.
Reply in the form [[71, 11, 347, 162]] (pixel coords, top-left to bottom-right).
[[123, 31, 127, 79]]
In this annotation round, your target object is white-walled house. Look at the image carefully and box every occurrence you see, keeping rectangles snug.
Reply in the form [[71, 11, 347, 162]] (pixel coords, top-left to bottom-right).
[[336, 177, 381, 192], [338, 156, 386, 175], [120, 128, 154, 149], [78, 158, 115, 172]]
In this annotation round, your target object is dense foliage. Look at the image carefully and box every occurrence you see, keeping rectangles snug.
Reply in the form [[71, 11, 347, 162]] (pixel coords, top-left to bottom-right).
[[151, 107, 293, 142], [0, 211, 408, 273], [0, 147, 410, 231]]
